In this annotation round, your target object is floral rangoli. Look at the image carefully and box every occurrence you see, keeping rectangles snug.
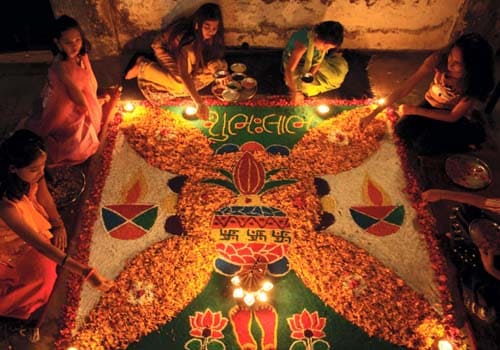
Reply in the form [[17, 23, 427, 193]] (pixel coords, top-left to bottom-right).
[[56, 98, 464, 350]]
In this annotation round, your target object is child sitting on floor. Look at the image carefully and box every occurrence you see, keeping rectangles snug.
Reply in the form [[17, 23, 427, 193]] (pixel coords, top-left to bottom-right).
[[282, 21, 348, 104], [0, 130, 111, 342], [26, 15, 103, 167], [361, 33, 495, 155]]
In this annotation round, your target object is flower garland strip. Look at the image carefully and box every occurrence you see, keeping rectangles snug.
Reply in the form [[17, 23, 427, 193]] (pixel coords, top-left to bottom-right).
[[70, 237, 217, 349], [56, 112, 122, 350], [391, 118, 462, 344]]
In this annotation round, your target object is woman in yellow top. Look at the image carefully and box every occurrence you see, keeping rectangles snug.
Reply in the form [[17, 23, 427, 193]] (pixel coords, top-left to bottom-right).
[[125, 3, 227, 120]]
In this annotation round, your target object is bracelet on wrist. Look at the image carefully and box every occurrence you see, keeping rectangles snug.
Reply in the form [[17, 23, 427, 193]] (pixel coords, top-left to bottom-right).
[[49, 216, 64, 227], [59, 254, 69, 267], [83, 267, 96, 282]]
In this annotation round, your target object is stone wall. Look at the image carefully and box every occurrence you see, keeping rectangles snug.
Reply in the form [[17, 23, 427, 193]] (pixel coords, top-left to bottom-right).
[[50, 0, 499, 58]]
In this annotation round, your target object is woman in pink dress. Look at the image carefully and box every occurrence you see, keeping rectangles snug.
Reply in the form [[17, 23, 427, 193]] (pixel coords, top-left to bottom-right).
[[0, 130, 111, 342], [27, 15, 102, 167]]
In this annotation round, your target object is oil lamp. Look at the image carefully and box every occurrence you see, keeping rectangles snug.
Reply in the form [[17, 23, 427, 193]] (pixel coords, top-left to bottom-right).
[[316, 104, 330, 115], [183, 105, 198, 119], [123, 101, 135, 112], [437, 340, 453, 350]]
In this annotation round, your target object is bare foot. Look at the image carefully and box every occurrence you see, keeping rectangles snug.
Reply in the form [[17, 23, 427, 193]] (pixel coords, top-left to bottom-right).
[[124, 56, 145, 80]]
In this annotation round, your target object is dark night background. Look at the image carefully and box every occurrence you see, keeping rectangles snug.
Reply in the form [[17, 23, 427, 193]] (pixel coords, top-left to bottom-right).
[[1, 0, 54, 52]]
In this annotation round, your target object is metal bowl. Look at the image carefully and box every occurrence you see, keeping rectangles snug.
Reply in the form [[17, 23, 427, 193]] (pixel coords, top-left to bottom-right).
[[445, 154, 492, 190], [222, 88, 240, 102], [47, 166, 86, 208], [211, 85, 225, 98], [230, 63, 247, 73], [469, 218, 500, 244], [241, 77, 257, 90], [231, 72, 246, 82]]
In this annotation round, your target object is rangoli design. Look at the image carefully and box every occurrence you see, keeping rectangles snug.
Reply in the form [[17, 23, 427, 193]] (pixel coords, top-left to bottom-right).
[[58, 101, 461, 350]]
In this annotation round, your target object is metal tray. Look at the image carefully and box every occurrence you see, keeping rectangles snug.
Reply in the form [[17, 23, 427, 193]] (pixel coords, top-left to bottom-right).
[[445, 154, 492, 190]]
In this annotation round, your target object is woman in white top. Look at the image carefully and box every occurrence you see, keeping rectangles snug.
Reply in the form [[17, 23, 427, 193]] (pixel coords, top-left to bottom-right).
[[361, 33, 494, 155]]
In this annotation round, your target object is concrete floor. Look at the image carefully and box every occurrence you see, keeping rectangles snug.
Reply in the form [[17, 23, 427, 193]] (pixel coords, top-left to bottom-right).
[[0, 50, 499, 349]]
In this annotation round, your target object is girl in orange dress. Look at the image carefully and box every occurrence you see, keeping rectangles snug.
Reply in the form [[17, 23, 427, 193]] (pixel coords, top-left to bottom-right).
[[0, 130, 111, 339], [27, 15, 102, 167]]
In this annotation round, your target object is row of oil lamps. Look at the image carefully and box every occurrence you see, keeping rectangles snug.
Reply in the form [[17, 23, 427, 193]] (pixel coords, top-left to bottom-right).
[[121, 98, 388, 118]]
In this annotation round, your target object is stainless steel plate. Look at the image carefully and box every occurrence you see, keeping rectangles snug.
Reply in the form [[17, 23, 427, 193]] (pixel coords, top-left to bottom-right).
[[445, 154, 492, 190]]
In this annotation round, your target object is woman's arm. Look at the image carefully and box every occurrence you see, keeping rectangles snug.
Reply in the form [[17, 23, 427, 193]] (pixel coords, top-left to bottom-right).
[[152, 32, 183, 83], [36, 178, 66, 250], [284, 40, 307, 104], [422, 189, 500, 215], [398, 96, 475, 123], [177, 48, 209, 119], [0, 201, 111, 290], [480, 250, 500, 280], [422, 189, 487, 207], [360, 52, 438, 129]]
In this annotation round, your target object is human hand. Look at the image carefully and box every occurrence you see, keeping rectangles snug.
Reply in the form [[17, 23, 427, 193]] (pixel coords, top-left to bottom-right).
[[290, 91, 304, 105], [397, 104, 416, 117], [197, 102, 210, 120], [483, 198, 500, 214], [51, 225, 67, 251], [421, 189, 445, 203], [87, 269, 113, 291], [98, 94, 111, 106], [359, 108, 381, 130]]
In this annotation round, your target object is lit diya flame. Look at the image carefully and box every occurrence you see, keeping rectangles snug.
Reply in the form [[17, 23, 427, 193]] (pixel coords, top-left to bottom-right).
[[316, 104, 330, 115], [123, 101, 135, 112], [437, 340, 454, 350], [377, 98, 386, 106], [183, 105, 198, 119]]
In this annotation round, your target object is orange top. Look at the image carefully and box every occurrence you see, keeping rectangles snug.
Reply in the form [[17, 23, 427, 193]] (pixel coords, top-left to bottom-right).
[[0, 183, 52, 267]]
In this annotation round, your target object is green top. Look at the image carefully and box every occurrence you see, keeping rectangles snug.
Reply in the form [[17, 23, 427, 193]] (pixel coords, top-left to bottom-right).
[[284, 27, 325, 71]]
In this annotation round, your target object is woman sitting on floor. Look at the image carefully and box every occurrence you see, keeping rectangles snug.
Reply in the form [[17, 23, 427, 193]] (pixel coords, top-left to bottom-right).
[[282, 21, 348, 104], [361, 33, 495, 155], [125, 3, 227, 120], [0, 130, 111, 341]]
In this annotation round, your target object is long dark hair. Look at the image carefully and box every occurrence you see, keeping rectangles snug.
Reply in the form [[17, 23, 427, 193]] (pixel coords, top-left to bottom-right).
[[0, 130, 46, 201], [165, 3, 225, 70], [439, 33, 494, 101], [52, 15, 91, 60]]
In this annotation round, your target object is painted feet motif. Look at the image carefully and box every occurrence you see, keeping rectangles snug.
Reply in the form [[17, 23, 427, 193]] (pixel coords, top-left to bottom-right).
[[229, 305, 257, 350], [254, 304, 278, 350]]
